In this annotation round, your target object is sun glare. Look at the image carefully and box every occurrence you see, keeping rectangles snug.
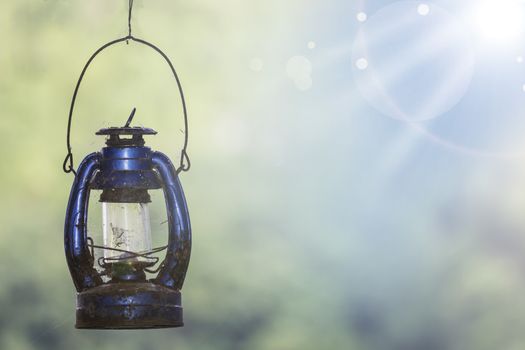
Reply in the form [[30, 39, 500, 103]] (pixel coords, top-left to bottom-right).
[[472, 0, 525, 44]]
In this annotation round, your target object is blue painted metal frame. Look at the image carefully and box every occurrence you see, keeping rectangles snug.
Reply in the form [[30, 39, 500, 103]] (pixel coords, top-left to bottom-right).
[[64, 152, 103, 292], [65, 146, 192, 292], [152, 151, 192, 289]]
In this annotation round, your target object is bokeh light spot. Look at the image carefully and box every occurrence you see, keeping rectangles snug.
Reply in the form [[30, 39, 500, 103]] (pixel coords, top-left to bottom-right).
[[417, 4, 430, 16], [357, 12, 368, 22], [286, 56, 313, 91], [249, 58, 264, 72], [355, 58, 369, 70], [308, 41, 316, 49]]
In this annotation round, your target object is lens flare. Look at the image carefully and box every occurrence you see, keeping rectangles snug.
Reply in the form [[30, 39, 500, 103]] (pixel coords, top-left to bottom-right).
[[352, 1, 474, 121]]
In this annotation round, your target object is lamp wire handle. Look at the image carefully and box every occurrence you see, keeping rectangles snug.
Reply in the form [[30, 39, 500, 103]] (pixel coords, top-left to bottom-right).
[[63, 0, 191, 176]]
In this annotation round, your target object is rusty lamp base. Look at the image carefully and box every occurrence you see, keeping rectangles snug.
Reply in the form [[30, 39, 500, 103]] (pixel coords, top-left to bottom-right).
[[76, 282, 183, 329]]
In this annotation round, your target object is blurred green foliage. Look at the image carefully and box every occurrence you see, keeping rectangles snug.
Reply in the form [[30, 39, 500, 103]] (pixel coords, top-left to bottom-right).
[[2, 1, 525, 349]]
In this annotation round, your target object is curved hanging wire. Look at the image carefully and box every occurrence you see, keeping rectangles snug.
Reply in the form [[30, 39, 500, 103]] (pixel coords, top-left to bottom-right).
[[63, 0, 191, 176]]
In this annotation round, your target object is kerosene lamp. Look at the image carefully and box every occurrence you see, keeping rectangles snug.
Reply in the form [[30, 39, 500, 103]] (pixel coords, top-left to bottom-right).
[[65, 112, 191, 329], [63, 1, 192, 329]]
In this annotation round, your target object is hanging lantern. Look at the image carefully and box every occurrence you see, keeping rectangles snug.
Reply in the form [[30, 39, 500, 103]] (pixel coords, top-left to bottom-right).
[[63, 2, 192, 329]]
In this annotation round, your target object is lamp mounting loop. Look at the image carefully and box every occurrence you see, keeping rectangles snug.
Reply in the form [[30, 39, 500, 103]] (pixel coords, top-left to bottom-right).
[[63, 20, 191, 176], [128, 0, 134, 41]]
